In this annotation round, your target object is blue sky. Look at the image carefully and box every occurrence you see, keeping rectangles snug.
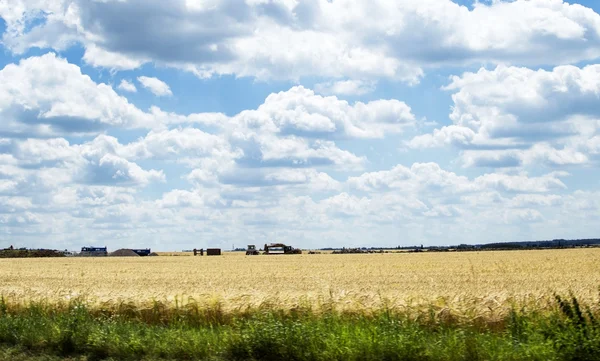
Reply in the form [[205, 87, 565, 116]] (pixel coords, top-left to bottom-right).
[[0, 0, 600, 251]]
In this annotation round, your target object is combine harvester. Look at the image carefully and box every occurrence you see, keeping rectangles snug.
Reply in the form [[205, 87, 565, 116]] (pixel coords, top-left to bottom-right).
[[262, 243, 302, 255]]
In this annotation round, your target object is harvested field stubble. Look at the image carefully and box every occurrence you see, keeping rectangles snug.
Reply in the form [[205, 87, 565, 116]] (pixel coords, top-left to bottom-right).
[[1, 249, 599, 322]]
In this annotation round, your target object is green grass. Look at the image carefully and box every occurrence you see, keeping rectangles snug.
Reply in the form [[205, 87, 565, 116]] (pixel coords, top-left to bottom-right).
[[0, 295, 598, 360]]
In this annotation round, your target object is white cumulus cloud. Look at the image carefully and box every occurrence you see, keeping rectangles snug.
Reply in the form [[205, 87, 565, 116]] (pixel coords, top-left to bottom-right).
[[410, 63, 600, 168], [0, 53, 151, 136], [137, 76, 172, 97], [117, 79, 137, 93], [2, 0, 600, 83]]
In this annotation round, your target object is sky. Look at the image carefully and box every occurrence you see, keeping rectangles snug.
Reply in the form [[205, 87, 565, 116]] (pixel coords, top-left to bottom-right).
[[1, 0, 600, 251]]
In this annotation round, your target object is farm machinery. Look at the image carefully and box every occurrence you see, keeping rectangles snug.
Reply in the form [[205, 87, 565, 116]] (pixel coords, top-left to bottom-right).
[[246, 245, 260, 255], [263, 243, 302, 255]]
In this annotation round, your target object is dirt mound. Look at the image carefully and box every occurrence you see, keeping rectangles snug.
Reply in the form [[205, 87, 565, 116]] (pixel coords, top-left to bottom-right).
[[109, 249, 140, 257], [148, 252, 159, 256]]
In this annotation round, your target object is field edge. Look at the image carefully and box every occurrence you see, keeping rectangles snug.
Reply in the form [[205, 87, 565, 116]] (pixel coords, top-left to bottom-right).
[[0, 294, 599, 360]]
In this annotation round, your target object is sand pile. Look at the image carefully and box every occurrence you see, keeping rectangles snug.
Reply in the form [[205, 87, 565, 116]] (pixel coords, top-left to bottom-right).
[[109, 249, 140, 257], [148, 252, 159, 256]]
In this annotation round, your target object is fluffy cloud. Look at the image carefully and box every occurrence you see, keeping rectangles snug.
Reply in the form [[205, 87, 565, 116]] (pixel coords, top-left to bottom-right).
[[0, 53, 405, 173], [117, 79, 137, 93], [0, 53, 151, 136], [51, 187, 136, 209], [348, 163, 568, 194], [3, 0, 600, 82], [204, 167, 342, 194], [408, 126, 476, 149], [83, 44, 148, 70], [148, 106, 229, 128], [0, 55, 402, 181], [444, 64, 600, 135], [10, 105, 578, 249], [156, 189, 211, 209], [0, 137, 165, 188], [137, 76, 172, 97], [231, 86, 415, 139], [473, 172, 568, 193], [195, 86, 416, 171], [236, 136, 366, 169], [348, 163, 473, 193], [121, 129, 235, 162], [410, 64, 600, 168], [83, 153, 165, 187], [1, 145, 597, 249]]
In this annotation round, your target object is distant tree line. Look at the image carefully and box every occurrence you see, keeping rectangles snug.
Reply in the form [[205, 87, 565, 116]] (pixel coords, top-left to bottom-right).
[[320, 239, 600, 252], [0, 248, 66, 258]]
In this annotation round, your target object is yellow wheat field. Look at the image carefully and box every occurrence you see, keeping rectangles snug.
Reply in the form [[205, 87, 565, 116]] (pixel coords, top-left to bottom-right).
[[1, 249, 600, 318]]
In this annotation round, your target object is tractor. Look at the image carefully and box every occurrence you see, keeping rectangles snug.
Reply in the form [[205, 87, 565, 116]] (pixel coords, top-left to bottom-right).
[[246, 245, 260, 255]]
